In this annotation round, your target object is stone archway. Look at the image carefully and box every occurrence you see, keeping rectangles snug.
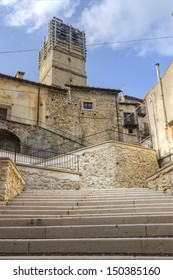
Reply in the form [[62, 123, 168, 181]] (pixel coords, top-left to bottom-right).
[[0, 129, 21, 152]]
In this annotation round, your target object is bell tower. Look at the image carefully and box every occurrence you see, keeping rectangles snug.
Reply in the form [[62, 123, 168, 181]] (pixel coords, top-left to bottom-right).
[[39, 17, 87, 87]]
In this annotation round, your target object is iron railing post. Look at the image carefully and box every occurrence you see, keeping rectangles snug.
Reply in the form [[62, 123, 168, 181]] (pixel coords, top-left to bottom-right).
[[14, 147, 16, 163]]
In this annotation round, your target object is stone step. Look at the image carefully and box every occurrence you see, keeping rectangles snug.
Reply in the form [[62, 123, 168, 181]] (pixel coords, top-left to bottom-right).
[[8, 198, 173, 207], [22, 188, 166, 193], [0, 206, 172, 215], [0, 211, 172, 219], [10, 195, 172, 203], [0, 238, 172, 255], [15, 196, 88, 200], [0, 224, 172, 239], [16, 192, 170, 197], [2, 202, 173, 211], [0, 214, 172, 226], [22, 188, 153, 192], [16, 188, 170, 194], [0, 255, 172, 260], [0, 188, 172, 257]]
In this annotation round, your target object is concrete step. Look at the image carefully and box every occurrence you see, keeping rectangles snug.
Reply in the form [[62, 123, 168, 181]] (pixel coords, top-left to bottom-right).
[[0, 224, 172, 239], [0, 238, 172, 255], [0, 214, 172, 226]]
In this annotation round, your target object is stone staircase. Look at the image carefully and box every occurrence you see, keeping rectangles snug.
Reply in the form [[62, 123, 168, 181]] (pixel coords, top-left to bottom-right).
[[0, 188, 172, 259]]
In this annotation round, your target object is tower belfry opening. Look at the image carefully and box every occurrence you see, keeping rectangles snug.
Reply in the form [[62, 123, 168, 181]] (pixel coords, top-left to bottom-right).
[[39, 17, 87, 87]]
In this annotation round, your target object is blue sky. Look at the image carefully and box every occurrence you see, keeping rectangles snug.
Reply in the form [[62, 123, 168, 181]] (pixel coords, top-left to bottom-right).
[[0, 0, 173, 98]]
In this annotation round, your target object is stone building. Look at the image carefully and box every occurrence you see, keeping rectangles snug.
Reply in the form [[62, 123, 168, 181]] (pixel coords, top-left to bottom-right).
[[0, 17, 149, 155], [145, 62, 173, 166], [39, 17, 87, 87], [3, 16, 173, 195], [117, 94, 150, 145]]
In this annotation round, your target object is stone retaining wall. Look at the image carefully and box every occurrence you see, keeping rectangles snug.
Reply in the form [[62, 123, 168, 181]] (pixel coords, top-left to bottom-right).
[[73, 141, 159, 189], [17, 164, 81, 190], [0, 158, 25, 202], [147, 163, 173, 194]]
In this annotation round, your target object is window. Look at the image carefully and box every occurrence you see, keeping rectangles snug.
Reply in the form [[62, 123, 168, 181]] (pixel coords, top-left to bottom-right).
[[124, 112, 135, 124], [128, 128, 133, 134], [0, 108, 7, 120], [124, 113, 132, 124], [83, 102, 93, 110], [124, 112, 137, 128]]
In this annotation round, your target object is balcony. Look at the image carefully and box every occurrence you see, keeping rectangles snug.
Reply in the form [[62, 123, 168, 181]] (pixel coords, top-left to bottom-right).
[[123, 113, 138, 128]]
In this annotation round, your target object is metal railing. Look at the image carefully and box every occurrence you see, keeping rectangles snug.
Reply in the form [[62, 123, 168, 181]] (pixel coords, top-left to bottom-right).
[[158, 153, 173, 168], [0, 146, 79, 172], [1, 114, 89, 147]]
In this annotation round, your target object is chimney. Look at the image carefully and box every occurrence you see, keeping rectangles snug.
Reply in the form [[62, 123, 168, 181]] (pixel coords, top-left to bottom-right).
[[15, 71, 25, 79], [155, 63, 161, 83]]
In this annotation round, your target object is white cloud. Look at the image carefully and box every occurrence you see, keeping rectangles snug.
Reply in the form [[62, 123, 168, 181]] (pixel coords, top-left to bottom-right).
[[0, 0, 80, 32], [79, 0, 173, 56], [1, 0, 173, 56]]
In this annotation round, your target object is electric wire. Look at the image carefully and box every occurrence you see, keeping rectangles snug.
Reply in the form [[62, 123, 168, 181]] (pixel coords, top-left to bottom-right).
[[0, 35, 173, 54]]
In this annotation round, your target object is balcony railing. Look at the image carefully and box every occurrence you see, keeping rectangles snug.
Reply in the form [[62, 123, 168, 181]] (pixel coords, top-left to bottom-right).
[[0, 145, 79, 172]]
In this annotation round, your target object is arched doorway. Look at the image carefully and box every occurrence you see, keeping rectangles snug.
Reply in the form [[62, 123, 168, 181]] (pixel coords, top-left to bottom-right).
[[0, 129, 21, 152]]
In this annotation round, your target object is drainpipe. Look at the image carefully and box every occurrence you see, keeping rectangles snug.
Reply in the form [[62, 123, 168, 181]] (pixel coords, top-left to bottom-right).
[[151, 94, 161, 159], [37, 86, 41, 126], [155, 63, 168, 126]]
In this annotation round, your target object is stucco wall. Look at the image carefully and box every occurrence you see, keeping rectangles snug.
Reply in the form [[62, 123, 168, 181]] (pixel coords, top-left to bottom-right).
[[147, 163, 173, 195], [145, 62, 173, 158], [17, 164, 81, 190], [0, 158, 25, 202], [71, 141, 159, 189], [0, 76, 41, 125]]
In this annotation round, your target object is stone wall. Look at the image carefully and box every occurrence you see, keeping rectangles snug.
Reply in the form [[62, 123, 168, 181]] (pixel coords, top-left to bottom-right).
[[147, 163, 173, 194], [73, 141, 159, 189], [0, 74, 149, 151], [0, 121, 82, 153], [0, 158, 25, 202], [45, 86, 119, 146], [17, 164, 81, 190]]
